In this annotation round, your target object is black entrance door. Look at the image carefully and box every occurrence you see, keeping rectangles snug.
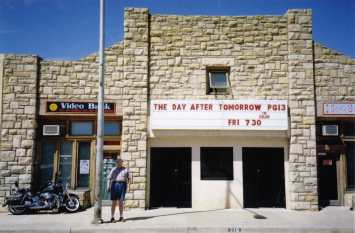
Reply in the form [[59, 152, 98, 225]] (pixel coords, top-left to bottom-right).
[[318, 155, 338, 207], [150, 147, 191, 208], [243, 147, 285, 208]]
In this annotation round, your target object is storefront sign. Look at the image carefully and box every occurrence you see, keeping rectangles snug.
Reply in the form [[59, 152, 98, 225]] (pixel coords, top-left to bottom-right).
[[46, 101, 115, 113], [150, 100, 288, 130], [323, 103, 355, 115]]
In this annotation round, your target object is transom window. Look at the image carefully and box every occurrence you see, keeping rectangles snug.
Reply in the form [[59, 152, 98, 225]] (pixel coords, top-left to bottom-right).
[[104, 121, 121, 136], [71, 121, 93, 136]]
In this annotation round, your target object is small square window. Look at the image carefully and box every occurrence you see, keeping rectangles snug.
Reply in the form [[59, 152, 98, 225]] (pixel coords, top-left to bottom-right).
[[200, 147, 233, 180], [71, 122, 93, 136], [207, 68, 230, 94], [210, 72, 228, 88], [104, 121, 121, 136]]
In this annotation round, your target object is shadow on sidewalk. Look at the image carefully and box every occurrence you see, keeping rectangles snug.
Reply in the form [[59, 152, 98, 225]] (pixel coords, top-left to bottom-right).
[[122, 208, 266, 222], [111, 209, 225, 223], [226, 181, 267, 220], [244, 209, 267, 219]]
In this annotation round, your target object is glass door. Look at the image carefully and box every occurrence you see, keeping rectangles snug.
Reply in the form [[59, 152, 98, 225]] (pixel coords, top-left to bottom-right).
[[58, 141, 73, 184], [39, 142, 56, 187], [77, 141, 91, 187]]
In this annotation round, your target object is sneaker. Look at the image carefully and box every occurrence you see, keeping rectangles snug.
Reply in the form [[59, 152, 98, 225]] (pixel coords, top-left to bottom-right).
[[110, 217, 115, 223], [118, 217, 124, 222]]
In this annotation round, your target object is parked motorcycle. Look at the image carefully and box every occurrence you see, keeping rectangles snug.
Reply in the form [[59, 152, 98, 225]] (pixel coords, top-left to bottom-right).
[[2, 180, 80, 215]]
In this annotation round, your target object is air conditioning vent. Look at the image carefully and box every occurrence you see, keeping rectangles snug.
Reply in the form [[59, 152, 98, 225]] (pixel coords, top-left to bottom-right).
[[322, 125, 338, 136], [43, 125, 60, 136]]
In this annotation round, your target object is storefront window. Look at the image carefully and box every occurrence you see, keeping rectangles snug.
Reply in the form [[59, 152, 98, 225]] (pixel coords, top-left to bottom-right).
[[346, 142, 355, 190], [39, 118, 120, 191], [77, 142, 91, 187], [59, 141, 72, 184], [104, 121, 120, 136], [200, 147, 233, 180], [71, 122, 93, 136], [39, 142, 56, 187]]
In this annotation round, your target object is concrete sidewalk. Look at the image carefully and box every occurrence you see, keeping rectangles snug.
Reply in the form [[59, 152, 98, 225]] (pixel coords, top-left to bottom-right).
[[0, 206, 353, 233]]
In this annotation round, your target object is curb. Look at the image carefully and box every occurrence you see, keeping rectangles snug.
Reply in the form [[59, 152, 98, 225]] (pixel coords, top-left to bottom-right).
[[0, 227, 353, 233], [72, 228, 355, 233]]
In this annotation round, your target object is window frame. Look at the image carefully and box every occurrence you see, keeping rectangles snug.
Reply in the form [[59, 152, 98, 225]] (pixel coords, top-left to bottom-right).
[[38, 139, 92, 189], [206, 67, 230, 94], [104, 121, 121, 136], [38, 117, 122, 191], [70, 121, 94, 136]]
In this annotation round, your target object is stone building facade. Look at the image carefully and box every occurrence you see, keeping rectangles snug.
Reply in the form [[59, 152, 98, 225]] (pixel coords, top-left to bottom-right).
[[0, 8, 354, 211]]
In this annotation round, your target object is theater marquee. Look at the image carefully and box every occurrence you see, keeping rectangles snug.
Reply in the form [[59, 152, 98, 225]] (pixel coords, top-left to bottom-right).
[[150, 100, 288, 130]]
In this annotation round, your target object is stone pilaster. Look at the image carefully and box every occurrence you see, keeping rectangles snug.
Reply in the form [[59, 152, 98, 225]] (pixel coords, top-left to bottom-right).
[[0, 55, 39, 204], [122, 8, 149, 209], [286, 9, 318, 210]]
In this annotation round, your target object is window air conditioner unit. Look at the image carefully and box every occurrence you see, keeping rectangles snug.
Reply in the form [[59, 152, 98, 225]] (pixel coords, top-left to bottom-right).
[[43, 125, 61, 136], [322, 125, 338, 136]]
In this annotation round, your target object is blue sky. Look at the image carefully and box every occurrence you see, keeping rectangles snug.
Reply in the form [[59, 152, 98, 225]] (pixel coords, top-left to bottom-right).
[[0, 0, 354, 60]]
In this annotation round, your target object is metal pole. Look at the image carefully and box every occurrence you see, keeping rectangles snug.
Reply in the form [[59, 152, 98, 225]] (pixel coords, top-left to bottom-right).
[[92, 0, 105, 224]]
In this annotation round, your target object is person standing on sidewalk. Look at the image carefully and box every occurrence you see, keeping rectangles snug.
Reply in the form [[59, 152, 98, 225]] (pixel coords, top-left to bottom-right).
[[107, 158, 131, 222]]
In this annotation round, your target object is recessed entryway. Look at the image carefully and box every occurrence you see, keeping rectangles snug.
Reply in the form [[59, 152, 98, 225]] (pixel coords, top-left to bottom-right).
[[150, 147, 192, 208], [318, 155, 339, 207], [242, 147, 285, 208]]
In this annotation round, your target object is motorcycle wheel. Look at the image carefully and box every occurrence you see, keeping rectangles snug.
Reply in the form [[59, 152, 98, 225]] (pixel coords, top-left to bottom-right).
[[64, 195, 80, 213], [8, 205, 26, 215]]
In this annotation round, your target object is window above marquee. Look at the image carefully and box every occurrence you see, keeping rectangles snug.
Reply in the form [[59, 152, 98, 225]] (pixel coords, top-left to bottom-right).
[[206, 67, 230, 94]]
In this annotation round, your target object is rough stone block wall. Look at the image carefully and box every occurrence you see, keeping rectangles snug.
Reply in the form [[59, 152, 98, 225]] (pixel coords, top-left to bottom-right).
[[314, 43, 355, 105], [121, 8, 149, 209], [0, 55, 39, 203], [149, 14, 289, 99], [287, 9, 318, 210], [40, 43, 124, 101]]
